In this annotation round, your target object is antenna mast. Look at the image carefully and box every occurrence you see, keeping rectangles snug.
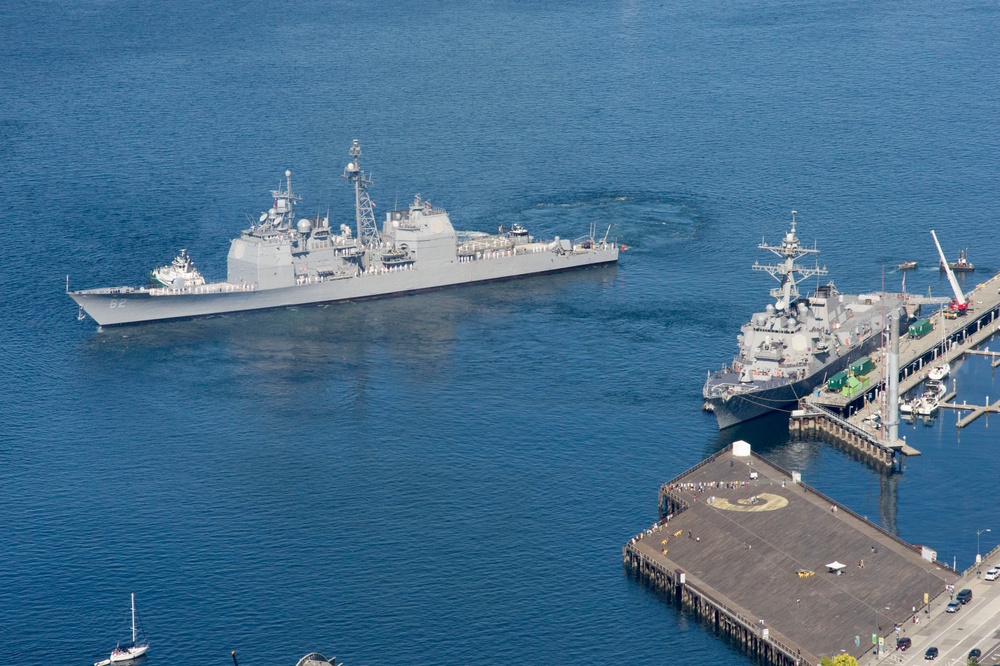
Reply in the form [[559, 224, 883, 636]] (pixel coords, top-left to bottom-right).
[[342, 139, 381, 247], [752, 211, 828, 311]]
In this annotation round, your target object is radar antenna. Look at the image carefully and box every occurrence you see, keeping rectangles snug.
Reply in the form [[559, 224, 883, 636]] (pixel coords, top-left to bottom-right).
[[752, 211, 828, 311], [342, 139, 381, 247]]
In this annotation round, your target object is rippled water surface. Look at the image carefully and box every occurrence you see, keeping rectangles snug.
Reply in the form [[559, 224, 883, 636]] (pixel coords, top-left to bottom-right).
[[1, 1, 999, 664]]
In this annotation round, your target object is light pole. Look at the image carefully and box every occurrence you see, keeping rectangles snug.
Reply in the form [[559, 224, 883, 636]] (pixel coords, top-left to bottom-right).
[[977, 528, 991, 577]]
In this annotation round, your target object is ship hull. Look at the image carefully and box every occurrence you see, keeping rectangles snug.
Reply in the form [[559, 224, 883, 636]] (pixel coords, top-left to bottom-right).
[[707, 333, 883, 429], [71, 247, 618, 326]]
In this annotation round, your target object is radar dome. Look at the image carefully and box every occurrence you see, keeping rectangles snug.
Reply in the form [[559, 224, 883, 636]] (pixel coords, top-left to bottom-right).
[[297, 219, 312, 234], [345, 163, 359, 172], [285, 169, 291, 178]]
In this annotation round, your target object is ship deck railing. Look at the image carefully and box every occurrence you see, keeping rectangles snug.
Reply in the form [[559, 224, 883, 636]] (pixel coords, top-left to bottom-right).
[[148, 282, 258, 296]]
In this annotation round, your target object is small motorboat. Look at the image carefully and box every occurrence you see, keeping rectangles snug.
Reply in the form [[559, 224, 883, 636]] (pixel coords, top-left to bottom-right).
[[897, 261, 918, 270], [915, 395, 939, 417], [925, 379, 947, 399]]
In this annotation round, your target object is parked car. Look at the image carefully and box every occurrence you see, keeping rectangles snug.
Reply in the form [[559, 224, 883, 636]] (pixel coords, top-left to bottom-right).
[[924, 646, 939, 660], [946, 600, 961, 613], [969, 647, 982, 660], [956, 588, 973, 604], [984, 567, 999, 581], [896, 637, 912, 651]]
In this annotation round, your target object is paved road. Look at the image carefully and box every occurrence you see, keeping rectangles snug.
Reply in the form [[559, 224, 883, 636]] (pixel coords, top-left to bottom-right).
[[877, 555, 1000, 665]]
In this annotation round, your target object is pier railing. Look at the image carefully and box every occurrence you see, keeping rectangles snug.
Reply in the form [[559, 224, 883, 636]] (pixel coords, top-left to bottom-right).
[[624, 543, 809, 665], [961, 542, 1000, 578], [683, 575, 803, 663], [797, 481, 959, 577]]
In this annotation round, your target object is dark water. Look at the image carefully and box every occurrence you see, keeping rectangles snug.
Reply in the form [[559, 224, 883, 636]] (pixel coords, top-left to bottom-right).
[[2, 1, 999, 664]]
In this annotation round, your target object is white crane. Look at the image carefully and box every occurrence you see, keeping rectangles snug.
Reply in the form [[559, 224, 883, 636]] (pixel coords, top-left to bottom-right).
[[930, 229, 968, 313]]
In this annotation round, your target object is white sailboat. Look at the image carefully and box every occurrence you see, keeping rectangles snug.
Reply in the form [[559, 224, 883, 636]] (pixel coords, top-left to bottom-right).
[[928, 361, 950, 381], [95, 593, 149, 666], [927, 307, 952, 382]]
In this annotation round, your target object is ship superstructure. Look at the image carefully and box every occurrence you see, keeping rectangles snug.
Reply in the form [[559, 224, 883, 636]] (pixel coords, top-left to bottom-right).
[[69, 141, 618, 326], [702, 213, 905, 429]]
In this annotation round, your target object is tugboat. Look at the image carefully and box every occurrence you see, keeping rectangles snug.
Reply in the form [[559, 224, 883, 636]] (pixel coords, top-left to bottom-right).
[[943, 248, 974, 272]]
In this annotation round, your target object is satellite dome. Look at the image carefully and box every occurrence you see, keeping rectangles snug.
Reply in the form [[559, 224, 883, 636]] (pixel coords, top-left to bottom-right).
[[297, 218, 313, 234]]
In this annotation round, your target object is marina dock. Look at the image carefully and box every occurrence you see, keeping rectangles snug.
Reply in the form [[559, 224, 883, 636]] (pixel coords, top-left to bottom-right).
[[791, 272, 1000, 458], [623, 442, 957, 666]]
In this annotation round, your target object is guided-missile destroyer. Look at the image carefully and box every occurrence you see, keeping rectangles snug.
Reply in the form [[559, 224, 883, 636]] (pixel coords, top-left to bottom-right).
[[69, 141, 618, 326], [702, 213, 905, 429]]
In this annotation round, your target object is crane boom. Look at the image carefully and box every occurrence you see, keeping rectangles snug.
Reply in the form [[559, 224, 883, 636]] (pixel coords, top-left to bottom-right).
[[930, 229, 967, 309]]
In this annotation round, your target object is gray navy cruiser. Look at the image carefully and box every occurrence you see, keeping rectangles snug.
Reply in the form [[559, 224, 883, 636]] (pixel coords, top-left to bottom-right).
[[702, 213, 905, 429], [69, 141, 618, 326]]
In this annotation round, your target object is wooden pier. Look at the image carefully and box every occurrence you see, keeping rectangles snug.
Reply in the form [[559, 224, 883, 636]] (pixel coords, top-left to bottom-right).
[[789, 400, 919, 471], [624, 443, 956, 666]]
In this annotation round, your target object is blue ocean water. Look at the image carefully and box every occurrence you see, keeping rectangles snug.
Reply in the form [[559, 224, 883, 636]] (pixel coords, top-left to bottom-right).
[[2, 0, 999, 664]]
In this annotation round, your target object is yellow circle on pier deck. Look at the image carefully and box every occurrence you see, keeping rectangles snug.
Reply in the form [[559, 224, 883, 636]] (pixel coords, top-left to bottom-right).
[[709, 492, 788, 512]]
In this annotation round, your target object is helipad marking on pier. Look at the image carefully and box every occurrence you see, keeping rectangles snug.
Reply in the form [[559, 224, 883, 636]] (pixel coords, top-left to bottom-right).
[[710, 492, 788, 512]]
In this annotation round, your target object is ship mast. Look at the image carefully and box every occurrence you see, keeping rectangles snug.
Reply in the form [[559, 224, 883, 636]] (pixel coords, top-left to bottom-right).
[[752, 211, 828, 311], [342, 139, 381, 247], [271, 169, 301, 226]]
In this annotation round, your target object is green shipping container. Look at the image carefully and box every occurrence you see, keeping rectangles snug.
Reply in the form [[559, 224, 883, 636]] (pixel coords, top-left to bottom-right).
[[827, 370, 849, 391], [850, 355, 876, 377], [841, 375, 871, 398], [908, 318, 933, 338]]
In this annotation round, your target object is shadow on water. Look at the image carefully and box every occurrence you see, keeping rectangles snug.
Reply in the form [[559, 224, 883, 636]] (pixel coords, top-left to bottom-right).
[[706, 410, 793, 455], [78, 264, 619, 359]]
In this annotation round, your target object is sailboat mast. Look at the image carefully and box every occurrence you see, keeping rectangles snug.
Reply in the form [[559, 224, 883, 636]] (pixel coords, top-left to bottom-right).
[[131, 593, 136, 644]]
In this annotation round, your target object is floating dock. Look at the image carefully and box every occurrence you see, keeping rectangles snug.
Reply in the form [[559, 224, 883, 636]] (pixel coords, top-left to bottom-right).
[[624, 442, 956, 666]]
